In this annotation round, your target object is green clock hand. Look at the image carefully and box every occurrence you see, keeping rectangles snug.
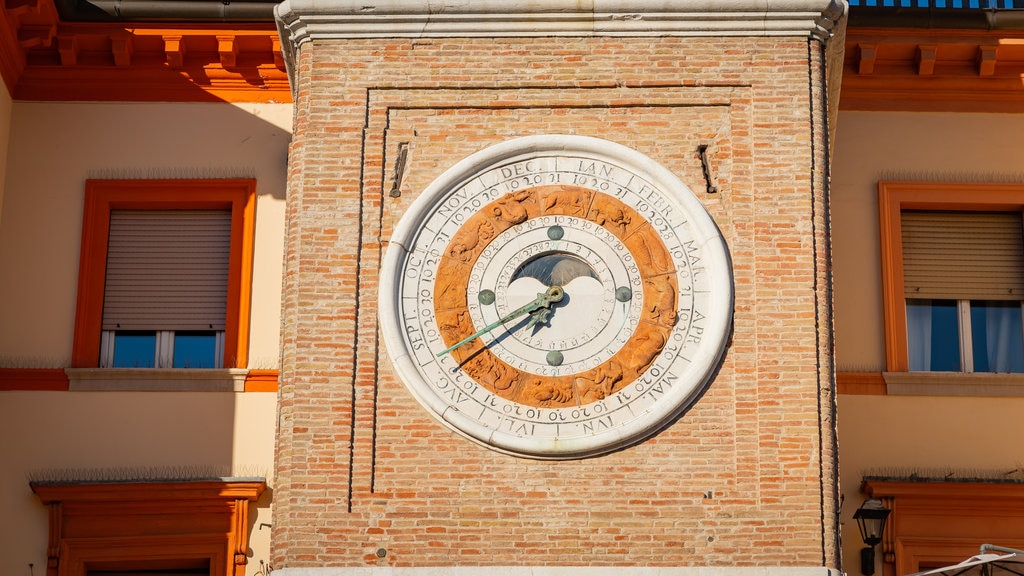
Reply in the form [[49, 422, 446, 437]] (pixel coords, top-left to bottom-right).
[[523, 304, 554, 332], [436, 285, 564, 357]]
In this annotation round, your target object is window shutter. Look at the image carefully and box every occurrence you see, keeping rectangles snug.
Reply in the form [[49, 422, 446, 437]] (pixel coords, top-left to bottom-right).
[[102, 210, 231, 331], [902, 210, 1024, 300]]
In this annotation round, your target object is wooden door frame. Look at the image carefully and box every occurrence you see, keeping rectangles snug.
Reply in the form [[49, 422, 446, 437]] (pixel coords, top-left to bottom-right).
[[32, 480, 266, 576]]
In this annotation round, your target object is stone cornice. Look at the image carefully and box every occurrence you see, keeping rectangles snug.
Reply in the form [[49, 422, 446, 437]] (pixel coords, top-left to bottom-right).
[[274, 0, 849, 90]]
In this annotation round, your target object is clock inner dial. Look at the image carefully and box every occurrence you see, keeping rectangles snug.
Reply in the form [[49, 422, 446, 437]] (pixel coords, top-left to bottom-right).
[[434, 184, 679, 409]]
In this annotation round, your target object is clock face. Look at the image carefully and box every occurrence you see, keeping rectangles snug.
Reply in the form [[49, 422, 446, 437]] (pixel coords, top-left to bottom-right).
[[380, 135, 732, 459]]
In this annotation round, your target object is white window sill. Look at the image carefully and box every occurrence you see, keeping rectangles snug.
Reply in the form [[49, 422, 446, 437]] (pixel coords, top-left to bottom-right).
[[64, 368, 249, 392], [883, 371, 1024, 397]]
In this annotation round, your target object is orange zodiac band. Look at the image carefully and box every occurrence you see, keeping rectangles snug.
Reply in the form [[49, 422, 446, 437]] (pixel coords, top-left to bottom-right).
[[434, 184, 679, 409]]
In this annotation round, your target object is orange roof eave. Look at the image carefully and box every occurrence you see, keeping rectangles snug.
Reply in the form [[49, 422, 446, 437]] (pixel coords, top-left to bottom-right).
[[0, 0, 290, 103], [842, 25, 1024, 113]]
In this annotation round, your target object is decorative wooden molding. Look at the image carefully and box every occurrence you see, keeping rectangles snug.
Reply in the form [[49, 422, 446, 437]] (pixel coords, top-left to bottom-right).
[[0, 368, 69, 390], [45, 500, 60, 573], [244, 369, 279, 392], [31, 480, 266, 576], [836, 371, 886, 395], [864, 480, 1024, 576], [843, 27, 1024, 112], [0, 0, 290, 102], [0, 0, 52, 93]]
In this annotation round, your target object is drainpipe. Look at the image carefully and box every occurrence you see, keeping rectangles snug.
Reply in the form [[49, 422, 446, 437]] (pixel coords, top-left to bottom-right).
[[56, 0, 277, 21], [986, 9, 1024, 29], [980, 544, 1024, 555], [848, 6, 1024, 30]]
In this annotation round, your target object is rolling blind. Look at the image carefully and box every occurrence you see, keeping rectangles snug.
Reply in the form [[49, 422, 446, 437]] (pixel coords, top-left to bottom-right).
[[101, 209, 231, 331], [902, 210, 1024, 300]]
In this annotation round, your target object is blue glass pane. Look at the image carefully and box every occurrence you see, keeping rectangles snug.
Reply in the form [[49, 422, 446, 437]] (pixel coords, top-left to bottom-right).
[[907, 299, 960, 371], [112, 332, 156, 368], [970, 301, 1024, 373], [173, 332, 217, 368], [848, 0, 1019, 7]]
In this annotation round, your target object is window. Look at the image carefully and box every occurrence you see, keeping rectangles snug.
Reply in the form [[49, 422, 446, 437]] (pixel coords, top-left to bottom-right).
[[72, 180, 256, 370], [880, 182, 1024, 374], [902, 210, 1024, 372], [100, 209, 232, 368]]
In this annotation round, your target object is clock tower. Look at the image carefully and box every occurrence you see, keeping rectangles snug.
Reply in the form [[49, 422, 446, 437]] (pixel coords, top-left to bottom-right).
[[273, 1, 847, 574]]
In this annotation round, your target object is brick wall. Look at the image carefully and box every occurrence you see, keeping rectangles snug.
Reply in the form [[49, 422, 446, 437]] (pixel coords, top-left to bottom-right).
[[274, 34, 838, 569]]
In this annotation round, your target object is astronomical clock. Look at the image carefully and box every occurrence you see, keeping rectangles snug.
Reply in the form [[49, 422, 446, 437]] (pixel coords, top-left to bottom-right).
[[380, 135, 732, 459]]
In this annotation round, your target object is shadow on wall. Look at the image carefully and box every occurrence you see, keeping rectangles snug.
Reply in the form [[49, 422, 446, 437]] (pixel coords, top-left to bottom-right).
[[0, 391, 261, 576]]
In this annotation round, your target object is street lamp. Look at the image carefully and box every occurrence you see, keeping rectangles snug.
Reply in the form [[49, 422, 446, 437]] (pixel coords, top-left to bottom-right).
[[853, 498, 891, 576]]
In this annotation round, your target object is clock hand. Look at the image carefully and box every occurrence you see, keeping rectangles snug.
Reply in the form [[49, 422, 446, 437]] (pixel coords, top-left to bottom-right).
[[436, 285, 564, 357], [523, 284, 568, 332], [524, 306, 552, 332]]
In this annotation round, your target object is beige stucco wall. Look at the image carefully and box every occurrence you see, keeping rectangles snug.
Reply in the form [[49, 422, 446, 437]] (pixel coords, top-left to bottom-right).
[[0, 101, 290, 367], [0, 85, 11, 224], [0, 101, 290, 576], [0, 391, 277, 574], [831, 110, 1024, 572], [831, 110, 1024, 372]]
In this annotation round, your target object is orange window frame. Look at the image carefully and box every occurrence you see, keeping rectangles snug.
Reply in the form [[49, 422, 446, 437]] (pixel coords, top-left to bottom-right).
[[71, 179, 256, 369], [879, 181, 1024, 372]]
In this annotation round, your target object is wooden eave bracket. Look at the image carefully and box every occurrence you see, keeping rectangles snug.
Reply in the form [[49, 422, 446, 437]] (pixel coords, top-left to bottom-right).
[[271, 35, 283, 68], [17, 22, 53, 47], [218, 34, 238, 68], [916, 43, 936, 76], [3, 0, 289, 101], [4, 0, 57, 47], [858, 42, 876, 75], [111, 34, 132, 66], [164, 34, 184, 68], [978, 44, 997, 76], [57, 34, 76, 65]]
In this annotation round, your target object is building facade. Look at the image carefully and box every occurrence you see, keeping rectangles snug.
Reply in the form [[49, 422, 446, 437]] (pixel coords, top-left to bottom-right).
[[0, 4, 289, 573], [4, 1, 1024, 575], [835, 3, 1024, 574]]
